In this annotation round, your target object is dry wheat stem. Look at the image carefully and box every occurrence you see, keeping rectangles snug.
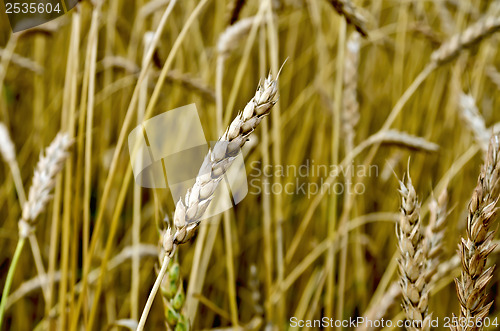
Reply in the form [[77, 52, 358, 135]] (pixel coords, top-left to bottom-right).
[[397, 176, 431, 330], [327, 0, 368, 37], [452, 135, 500, 331], [368, 130, 440, 153], [137, 74, 279, 331]]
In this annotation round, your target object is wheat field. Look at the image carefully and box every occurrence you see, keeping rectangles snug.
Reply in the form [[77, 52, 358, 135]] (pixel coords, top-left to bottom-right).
[[1, 0, 500, 330]]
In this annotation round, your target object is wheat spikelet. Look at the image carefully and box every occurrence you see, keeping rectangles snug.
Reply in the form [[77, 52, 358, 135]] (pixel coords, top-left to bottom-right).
[[423, 189, 449, 283], [19, 133, 72, 238], [342, 32, 361, 152], [459, 93, 490, 153], [452, 135, 500, 331], [0, 123, 15, 164], [359, 191, 448, 331], [397, 175, 431, 331], [431, 16, 500, 65], [327, 0, 368, 37], [161, 74, 279, 256]]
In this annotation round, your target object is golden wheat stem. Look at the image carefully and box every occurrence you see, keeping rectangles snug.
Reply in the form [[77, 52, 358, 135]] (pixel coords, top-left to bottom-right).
[[137, 250, 175, 331], [0, 237, 26, 329]]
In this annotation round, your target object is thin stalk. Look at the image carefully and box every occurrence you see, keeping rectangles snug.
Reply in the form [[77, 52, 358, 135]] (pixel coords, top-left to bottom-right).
[[334, 19, 347, 324], [223, 2, 266, 126], [59, 12, 80, 330], [0, 237, 26, 329], [8, 160, 25, 205], [137, 249, 175, 331], [258, 26, 274, 321], [223, 212, 239, 326], [265, 0, 285, 324], [27, 235, 49, 301]]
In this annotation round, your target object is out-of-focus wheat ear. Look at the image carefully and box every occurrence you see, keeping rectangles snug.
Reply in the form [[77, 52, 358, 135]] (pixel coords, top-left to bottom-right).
[[342, 31, 361, 152], [19, 133, 73, 238], [327, 0, 368, 37], [431, 16, 500, 65], [0, 123, 26, 204], [397, 175, 432, 330], [0, 123, 16, 164], [423, 189, 449, 283], [452, 134, 500, 330], [217, 16, 258, 57], [459, 93, 490, 153]]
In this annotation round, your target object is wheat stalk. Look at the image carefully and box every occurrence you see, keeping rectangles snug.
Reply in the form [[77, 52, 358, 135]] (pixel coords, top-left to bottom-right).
[[397, 175, 431, 330], [327, 0, 368, 37], [452, 135, 500, 331], [431, 16, 500, 65], [137, 73, 279, 331]]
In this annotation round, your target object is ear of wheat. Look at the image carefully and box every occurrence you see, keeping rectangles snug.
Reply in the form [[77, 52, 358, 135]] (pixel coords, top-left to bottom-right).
[[452, 135, 500, 331], [423, 189, 448, 283], [19, 133, 73, 238], [397, 175, 431, 331], [459, 93, 490, 154], [138, 74, 279, 331], [163, 74, 279, 255], [431, 16, 500, 65], [0, 123, 16, 164]]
